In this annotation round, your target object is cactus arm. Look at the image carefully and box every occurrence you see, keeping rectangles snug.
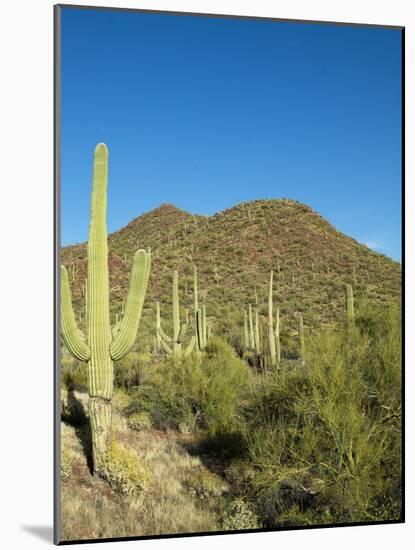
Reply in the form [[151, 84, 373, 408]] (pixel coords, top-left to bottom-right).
[[160, 338, 173, 355], [110, 249, 151, 361], [61, 265, 91, 362], [184, 336, 196, 357], [177, 323, 188, 344], [158, 325, 173, 344]]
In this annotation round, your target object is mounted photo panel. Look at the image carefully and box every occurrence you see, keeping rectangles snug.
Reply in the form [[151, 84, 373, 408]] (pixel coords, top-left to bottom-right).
[[54, 4, 404, 545]]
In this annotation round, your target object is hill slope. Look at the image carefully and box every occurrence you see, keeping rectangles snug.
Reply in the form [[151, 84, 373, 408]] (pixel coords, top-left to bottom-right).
[[61, 199, 401, 348]]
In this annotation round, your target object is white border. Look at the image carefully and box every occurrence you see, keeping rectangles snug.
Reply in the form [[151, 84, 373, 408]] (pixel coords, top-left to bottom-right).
[[0, 1, 411, 548]]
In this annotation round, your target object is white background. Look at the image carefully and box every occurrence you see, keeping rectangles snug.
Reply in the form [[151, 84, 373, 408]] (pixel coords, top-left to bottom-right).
[[0, 0, 412, 548]]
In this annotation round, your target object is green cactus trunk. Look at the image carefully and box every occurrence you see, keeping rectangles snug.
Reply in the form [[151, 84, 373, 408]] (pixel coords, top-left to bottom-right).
[[243, 311, 249, 351], [155, 301, 162, 353], [268, 271, 277, 367], [254, 311, 261, 354], [275, 308, 281, 367], [248, 304, 255, 350], [158, 270, 195, 357], [172, 270, 182, 356], [346, 284, 355, 324], [196, 306, 207, 352], [61, 144, 151, 475], [194, 265, 202, 355], [299, 314, 305, 365]]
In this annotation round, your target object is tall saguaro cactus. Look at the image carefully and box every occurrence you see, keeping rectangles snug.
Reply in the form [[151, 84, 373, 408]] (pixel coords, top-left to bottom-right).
[[243, 311, 249, 351], [196, 305, 208, 352], [268, 271, 277, 367], [275, 308, 281, 366], [299, 314, 305, 365], [155, 301, 162, 354], [61, 144, 151, 475], [248, 304, 255, 351], [158, 270, 195, 357], [346, 284, 355, 324]]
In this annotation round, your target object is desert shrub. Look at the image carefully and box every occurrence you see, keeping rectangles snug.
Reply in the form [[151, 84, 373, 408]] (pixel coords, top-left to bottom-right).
[[126, 337, 250, 438], [61, 448, 73, 481], [186, 469, 229, 500], [127, 411, 152, 431], [125, 383, 194, 431], [100, 442, 149, 498], [61, 356, 87, 390], [114, 352, 148, 389], [243, 303, 401, 526], [225, 459, 256, 492], [222, 498, 259, 530], [198, 338, 251, 436]]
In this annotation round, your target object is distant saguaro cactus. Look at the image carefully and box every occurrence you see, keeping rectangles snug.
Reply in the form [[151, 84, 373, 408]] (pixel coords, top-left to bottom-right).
[[346, 284, 355, 324], [155, 301, 162, 354], [299, 314, 305, 365], [254, 310, 261, 354], [196, 304, 208, 352], [158, 270, 195, 357], [275, 308, 281, 366], [60, 144, 151, 475], [243, 311, 249, 351], [268, 271, 277, 367], [248, 304, 255, 351]]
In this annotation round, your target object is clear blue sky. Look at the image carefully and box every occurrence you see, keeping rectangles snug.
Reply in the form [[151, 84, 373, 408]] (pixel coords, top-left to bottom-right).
[[60, 7, 402, 261]]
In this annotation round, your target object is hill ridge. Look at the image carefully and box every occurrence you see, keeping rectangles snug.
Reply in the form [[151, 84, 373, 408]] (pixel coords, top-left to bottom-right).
[[61, 198, 401, 346]]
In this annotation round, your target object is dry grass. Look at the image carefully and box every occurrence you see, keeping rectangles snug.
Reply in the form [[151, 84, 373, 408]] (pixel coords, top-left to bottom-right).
[[60, 395, 227, 542]]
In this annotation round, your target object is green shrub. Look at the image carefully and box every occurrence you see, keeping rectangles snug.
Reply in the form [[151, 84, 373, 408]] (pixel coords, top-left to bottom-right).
[[127, 411, 152, 431], [222, 498, 259, 530], [125, 337, 250, 438], [61, 356, 88, 390], [114, 352, 148, 389], [186, 469, 229, 500], [100, 442, 149, 498], [61, 448, 73, 481], [225, 459, 255, 492], [243, 303, 402, 526]]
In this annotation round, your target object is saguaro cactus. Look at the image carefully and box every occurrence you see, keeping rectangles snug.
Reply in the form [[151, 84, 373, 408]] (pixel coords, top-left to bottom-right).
[[346, 284, 355, 324], [155, 301, 162, 354], [248, 304, 255, 351], [196, 305, 208, 352], [268, 271, 277, 367], [299, 314, 305, 365], [194, 264, 210, 353], [275, 308, 281, 366], [61, 144, 151, 474], [243, 311, 249, 351], [158, 270, 195, 357], [254, 310, 261, 354]]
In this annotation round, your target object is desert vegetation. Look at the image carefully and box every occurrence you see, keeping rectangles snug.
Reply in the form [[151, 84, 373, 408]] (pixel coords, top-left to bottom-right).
[[60, 144, 402, 542]]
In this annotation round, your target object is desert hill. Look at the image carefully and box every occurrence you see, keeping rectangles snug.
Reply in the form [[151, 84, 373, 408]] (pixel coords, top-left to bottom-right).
[[61, 199, 401, 349]]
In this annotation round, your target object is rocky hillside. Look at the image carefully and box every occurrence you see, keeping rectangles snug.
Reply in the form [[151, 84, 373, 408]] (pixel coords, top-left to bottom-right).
[[61, 199, 401, 348]]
